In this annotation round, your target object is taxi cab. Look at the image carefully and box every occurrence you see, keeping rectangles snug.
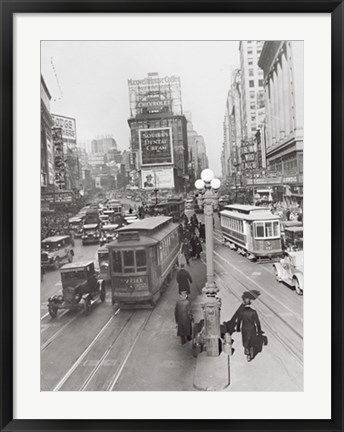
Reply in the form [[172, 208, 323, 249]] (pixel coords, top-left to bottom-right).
[[41, 235, 74, 270]]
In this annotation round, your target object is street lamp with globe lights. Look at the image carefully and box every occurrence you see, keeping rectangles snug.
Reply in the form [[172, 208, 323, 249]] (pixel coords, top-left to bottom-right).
[[195, 168, 222, 357]]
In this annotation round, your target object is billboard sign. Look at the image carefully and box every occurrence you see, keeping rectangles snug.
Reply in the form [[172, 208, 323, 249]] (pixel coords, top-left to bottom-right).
[[41, 190, 74, 204], [51, 114, 77, 143], [52, 128, 65, 189], [139, 127, 173, 166], [141, 167, 174, 190]]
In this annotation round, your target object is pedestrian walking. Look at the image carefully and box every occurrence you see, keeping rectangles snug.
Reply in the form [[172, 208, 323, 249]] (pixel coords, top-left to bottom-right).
[[174, 291, 193, 344], [236, 296, 262, 361], [176, 263, 193, 295], [190, 235, 197, 258], [199, 223, 206, 242], [194, 236, 203, 259], [182, 239, 191, 265]]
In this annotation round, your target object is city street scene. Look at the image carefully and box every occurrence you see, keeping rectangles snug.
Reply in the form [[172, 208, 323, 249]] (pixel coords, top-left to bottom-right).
[[41, 40, 303, 391]]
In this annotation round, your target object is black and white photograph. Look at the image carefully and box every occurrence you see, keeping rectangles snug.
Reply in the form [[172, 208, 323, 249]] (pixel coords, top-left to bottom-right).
[[40, 40, 304, 392]]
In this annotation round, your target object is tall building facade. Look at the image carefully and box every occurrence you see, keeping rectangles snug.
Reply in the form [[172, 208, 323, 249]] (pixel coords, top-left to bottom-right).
[[258, 41, 303, 199], [239, 41, 265, 140], [91, 136, 117, 154], [127, 72, 189, 192], [40, 76, 54, 189], [185, 112, 209, 183], [222, 69, 243, 179]]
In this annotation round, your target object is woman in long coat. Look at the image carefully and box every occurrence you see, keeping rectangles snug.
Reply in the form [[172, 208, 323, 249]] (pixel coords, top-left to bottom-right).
[[236, 297, 262, 361], [174, 292, 193, 344]]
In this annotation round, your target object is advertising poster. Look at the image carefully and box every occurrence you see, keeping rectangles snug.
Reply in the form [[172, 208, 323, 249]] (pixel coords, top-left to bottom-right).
[[52, 127, 65, 189], [139, 127, 173, 166], [141, 167, 174, 189], [51, 114, 77, 144]]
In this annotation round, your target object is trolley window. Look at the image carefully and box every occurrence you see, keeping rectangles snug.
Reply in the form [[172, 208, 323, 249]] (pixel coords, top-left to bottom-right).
[[123, 250, 135, 273], [112, 250, 122, 273], [136, 250, 147, 272], [255, 222, 265, 238], [265, 222, 273, 237], [254, 221, 280, 239], [273, 221, 280, 237]]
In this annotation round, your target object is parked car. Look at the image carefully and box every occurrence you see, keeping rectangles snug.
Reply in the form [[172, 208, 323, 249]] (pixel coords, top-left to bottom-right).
[[273, 251, 304, 295], [41, 235, 74, 270], [47, 261, 106, 317]]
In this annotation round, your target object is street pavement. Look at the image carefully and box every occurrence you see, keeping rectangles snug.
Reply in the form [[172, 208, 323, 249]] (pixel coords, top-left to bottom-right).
[[41, 208, 303, 391]]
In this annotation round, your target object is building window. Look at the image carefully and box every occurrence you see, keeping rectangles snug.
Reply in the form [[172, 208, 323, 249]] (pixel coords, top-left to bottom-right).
[[250, 91, 255, 99], [248, 49, 253, 55], [251, 126, 257, 132], [249, 80, 254, 88], [258, 79, 264, 87], [249, 69, 254, 77], [250, 102, 256, 110]]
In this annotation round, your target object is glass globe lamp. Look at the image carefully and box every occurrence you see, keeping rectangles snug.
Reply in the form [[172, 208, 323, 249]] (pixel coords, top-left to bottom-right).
[[195, 179, 205, 190], [211, 178, 221, 190], [201, 169, 214, 183]]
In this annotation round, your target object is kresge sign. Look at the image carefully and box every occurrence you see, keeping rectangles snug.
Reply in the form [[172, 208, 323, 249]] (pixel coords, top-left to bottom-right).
[[51, 114, 76, 142], [139, 127, 173, 166]]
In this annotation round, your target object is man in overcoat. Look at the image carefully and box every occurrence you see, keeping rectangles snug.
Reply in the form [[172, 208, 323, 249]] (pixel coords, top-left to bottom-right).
[[176, 263, 193, 294], [174, 291, 193, 344], [236, 297, 262, 361], [182, 239, 191, 265]]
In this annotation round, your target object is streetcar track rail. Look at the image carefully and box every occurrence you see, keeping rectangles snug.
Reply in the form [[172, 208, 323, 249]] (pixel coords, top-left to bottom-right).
[[215, 274, 303, 366], [106, 310, 153, 391], [52, 309, 120, 391], [213, 250, 303, 325], [213, 229, 277, 276], [79, 312, 135, 391], [209, 257, 303, 365], [41, 312, 81, 351]]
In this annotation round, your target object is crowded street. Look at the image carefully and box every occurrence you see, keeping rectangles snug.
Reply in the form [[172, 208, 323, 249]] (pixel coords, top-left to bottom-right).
[[40, 40, 304, 392], [41, 202, 303, 392]]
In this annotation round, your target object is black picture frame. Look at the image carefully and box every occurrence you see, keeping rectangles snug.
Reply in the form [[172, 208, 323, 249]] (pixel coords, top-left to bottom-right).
[[1, 1, 343, 431]]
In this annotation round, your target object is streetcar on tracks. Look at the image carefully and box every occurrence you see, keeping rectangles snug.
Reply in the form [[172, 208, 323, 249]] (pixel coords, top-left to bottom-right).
[[220, 204, 282, 261], [106, 216, 180, 308]]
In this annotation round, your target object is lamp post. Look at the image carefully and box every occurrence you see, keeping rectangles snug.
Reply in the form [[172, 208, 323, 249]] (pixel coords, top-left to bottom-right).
[[195, 168, 222, 357]]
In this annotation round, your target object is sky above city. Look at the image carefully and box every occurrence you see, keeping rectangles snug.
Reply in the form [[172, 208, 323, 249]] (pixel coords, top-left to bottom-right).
[[41, 41, 240, 176]]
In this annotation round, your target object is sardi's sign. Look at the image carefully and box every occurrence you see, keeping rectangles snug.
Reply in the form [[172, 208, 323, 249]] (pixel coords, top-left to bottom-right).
[[139, 127, 173, 166], [52, 114, 76, 142]]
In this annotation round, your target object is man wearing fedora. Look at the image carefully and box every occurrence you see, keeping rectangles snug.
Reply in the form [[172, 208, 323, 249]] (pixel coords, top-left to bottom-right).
[[144, 174, 154, 188], [174, 291, 193, 344]]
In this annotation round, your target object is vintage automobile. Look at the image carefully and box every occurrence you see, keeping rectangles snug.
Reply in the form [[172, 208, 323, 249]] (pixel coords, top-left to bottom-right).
[[68, 216, 83, 238], [123, 211, 139, 225], [99, 214, 110, 225], [283, 226, 303, 251], [47, 261, 106, 318], [273, 251, 304, 295], [41, 235, 74, 270], [95, 245, 111, 285], [82, 223, 100, 245], [100, 224, 119, 245]]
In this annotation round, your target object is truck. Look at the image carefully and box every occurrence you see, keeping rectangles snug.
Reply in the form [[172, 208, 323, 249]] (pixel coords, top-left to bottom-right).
[[84, 208, 100, 225]]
